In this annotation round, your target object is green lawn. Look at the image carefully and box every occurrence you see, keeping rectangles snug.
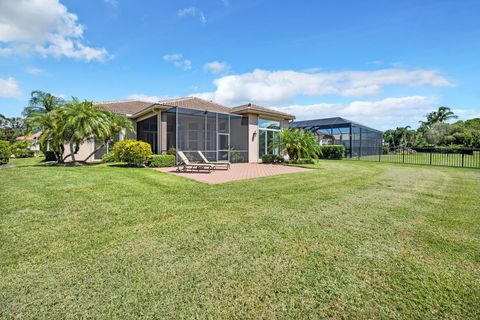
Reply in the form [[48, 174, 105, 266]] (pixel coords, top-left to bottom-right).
[[1, 158, 479, 319]]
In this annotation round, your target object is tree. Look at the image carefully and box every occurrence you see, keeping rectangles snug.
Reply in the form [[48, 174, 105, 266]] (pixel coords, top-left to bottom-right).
[[38, 98, 133, 163], [83, 112, 134, 162], [421, 106, 458, 128], [23, 91, 64, 131], [0, 115, 26, 143], [280, 128, 321, 160], [60, 99, 111, 162]]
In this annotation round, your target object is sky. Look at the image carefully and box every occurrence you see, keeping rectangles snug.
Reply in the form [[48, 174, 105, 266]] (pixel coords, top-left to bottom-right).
[[1, 0, 480, 130]]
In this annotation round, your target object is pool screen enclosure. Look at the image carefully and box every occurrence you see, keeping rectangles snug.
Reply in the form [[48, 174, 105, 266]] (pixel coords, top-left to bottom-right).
[[166, 107, 249, 163], [291, 117, 383, 158]]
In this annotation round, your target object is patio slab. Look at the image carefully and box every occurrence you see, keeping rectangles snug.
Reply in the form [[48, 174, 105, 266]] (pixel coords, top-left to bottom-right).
[[155, 163, 312, 184]]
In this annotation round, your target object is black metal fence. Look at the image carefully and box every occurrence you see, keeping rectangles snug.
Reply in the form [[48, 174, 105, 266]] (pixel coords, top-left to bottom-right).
[[356, 147, 480, 169]]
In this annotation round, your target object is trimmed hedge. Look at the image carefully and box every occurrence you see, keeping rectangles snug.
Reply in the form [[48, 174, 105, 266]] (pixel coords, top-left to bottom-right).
[[112, 139, 152, 166], [148, 154, 176, 167], [319, 145, 345, 159], [261, 154, 284, 164], [287, 158, 315, 164], [0, 140, 11, 164]]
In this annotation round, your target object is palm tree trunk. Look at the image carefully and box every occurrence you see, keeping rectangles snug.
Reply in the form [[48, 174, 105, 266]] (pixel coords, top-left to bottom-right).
[[69, 142, 76, 162]]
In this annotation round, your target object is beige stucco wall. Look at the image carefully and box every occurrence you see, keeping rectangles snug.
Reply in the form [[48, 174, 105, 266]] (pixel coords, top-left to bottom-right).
[[63, 139, 96, 162], [247, 114, 259, 162]]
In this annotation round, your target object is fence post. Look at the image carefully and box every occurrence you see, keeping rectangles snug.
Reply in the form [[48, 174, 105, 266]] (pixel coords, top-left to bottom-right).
[[402, 147, 405, 163], [430, 150, 432, 165], [462, 152, 465, 168]]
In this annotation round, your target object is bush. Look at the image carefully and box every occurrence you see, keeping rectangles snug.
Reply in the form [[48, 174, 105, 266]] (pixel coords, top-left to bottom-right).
[[148, 154, 176, 167], [319, 145, 345, 159], [12, 141, 35, 158], [166, 147, 176, 155], [112, 139, 152, 166], [43, 150, 57, 161], [0, 140, 11, 164], [261, 154, 284, 164], [286, 158, 315, 164], [102, 152, 117, 163]]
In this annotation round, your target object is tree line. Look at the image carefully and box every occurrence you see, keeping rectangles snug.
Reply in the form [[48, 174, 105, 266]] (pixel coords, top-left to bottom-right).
[[383, 107, 480, 149]]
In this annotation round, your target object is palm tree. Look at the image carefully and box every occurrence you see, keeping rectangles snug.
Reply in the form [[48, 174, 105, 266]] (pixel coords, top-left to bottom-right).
[[23, 91, 64, 131], [421, 106, 458, 127], [280, 128, 320, 160], [83, 112, 134, 162], [61, 99, 111, 162]]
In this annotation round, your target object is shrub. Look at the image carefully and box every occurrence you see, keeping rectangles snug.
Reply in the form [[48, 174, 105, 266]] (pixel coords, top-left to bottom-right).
[[112, 139, 152, 166], [102, 152, 117, 163], [12, 141, 35, 158], [0, 140, 11, 164], [167, 147, 176, 155], [148, 154, 176, 167], [319, 145, 345, 159], [286, 158, 315, 164], [261, 154, 284, 164], [43, 150, 57, 161]]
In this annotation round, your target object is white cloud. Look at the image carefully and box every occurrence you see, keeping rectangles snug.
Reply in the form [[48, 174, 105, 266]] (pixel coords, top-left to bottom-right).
[[203, 61, 229, 74], [127, 94, 172, 102], [0, 0, 109, 62], [194, 68, 452, 106], [0, 77, 22, 98], [104, 0, 118, 7], [278, 96, 437, 130], [177, 6, 207, 23], [163, 53, 192, 70], [26, 67, 44, 75], [177, 7, 197, 17]]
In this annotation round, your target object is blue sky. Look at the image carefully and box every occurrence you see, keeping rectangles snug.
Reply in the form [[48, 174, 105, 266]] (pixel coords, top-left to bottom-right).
[[1, 0, 479, 129]]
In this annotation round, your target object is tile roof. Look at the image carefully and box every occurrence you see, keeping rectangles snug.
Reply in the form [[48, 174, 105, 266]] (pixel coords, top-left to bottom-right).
[[231, 103, 295, 120], [95, 97, 293, 119], [95, 100, 156, 116], [16, 132, 42, 141], [158, 97, 231, 113]]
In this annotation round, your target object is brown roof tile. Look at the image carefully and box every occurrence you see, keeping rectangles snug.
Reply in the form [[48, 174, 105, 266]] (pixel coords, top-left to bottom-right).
[[158, 97, 231, 113], [95, 100, 156, 115], [231, 103, 295, 120]]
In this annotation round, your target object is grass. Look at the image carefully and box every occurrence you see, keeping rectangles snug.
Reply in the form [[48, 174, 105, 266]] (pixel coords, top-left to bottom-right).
[[1, 158, 479, 319]]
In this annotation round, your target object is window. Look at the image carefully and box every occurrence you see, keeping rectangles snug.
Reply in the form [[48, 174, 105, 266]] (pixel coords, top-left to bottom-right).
[[259, 119, 281, 130], [258, 118, 281, 159]]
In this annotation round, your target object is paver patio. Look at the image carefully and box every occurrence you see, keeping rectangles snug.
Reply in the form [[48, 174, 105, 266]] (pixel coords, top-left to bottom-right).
[[155, 163, 312, 184]]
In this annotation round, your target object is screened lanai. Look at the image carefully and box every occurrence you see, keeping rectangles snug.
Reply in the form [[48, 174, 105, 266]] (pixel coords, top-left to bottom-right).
[[165, 107, 249, 163], [291, 117, 383, 158]]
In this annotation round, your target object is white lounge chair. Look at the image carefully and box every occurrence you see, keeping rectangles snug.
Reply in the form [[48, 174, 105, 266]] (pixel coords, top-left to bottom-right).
[[176, 151, 213, 173], [197, 151, 231, 170]]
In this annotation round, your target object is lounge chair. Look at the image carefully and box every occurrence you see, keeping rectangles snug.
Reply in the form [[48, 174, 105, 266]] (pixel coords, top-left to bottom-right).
[[176, 151, 213, 173], [197, 151, 231, 170]]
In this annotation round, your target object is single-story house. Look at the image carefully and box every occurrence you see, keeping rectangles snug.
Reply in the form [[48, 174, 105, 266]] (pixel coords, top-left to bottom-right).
[[64, 96, 295, 163]]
